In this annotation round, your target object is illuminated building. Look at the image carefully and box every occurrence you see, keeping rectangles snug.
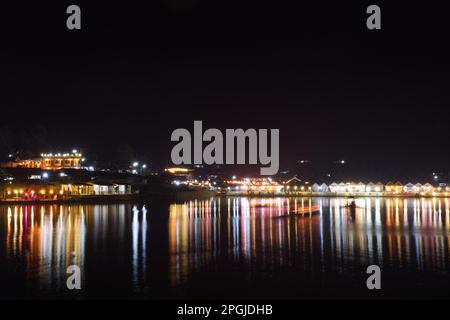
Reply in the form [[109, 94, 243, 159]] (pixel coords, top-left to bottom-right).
[[164, 167, 194, 179], [284, 176, 307, 193], [224, 177, 283, 194], [1, 151, 83, 170], [422, 183, 434, 194], [1, 183, 58, 200], [61, 183, 131, 196], [40, 152, 83, 170], [329, 182, 338, 192], [346, 182, 366, 193], [312, 183, 329, 192], [385, 181, 403, 194], [366, 182, 383, 193], [403, 182, 416, 193], [414, 183, 423, 192]]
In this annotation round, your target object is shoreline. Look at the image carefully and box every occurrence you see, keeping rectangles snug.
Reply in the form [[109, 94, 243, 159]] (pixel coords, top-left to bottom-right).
[[1, 192, 449, 205], [216, 193, 450, 198], [0, 194, 139, 205]]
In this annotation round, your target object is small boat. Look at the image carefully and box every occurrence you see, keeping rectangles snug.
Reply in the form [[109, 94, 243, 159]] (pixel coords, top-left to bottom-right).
[[340, 201, 364, 209], [290, 205, 321, 215], [254, 203, 271, 208], [275, 205, 321, 219]]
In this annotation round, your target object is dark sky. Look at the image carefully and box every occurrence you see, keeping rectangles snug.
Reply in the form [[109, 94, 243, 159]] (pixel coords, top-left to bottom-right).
[[0, 1, 449, 180]]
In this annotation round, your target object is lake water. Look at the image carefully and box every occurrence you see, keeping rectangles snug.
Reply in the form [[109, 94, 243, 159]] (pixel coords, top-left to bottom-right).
[[1, 197, 449, 299]]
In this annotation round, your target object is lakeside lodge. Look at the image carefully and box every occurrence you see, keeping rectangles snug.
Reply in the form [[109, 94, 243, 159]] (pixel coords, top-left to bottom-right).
[[1, 153, 449, 201], [1, 151, 83, 170], [0, 181, 133, 201], [217, 177, 450, 197]]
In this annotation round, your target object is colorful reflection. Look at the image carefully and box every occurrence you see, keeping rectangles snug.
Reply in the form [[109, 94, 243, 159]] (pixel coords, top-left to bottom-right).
[[168, 197, 450, 287], [3, 205, 86, 291], [1, 198, 450, 297], [0, 203, 149, 294]]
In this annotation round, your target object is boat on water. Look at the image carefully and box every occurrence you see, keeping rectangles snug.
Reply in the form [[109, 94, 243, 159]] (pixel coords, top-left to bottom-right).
[[254, 204, 271, 208], [290, 205, 321, 215], [275, 205, 321, 218]]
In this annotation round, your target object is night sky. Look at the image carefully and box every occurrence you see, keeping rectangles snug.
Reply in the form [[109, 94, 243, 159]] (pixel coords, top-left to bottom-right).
[[1, 1, 449, 181]]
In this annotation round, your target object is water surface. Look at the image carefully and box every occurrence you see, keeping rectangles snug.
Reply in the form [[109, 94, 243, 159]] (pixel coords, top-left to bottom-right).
[[1, 197, 449, 299]]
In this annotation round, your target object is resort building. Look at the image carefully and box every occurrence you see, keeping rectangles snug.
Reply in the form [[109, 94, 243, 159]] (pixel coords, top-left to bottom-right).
[[329, 182, 339, 193], [414, 183, 423, 192], [165, 167, 194, 179], [212, 178, 450, 197], [404, 183, 415, 193], [385, 182, 403, 194], [284, 177, 309, 193], [93, 183, 131, 195], [311, 183, 329, 193], [0, 181, 132, 200], [366, 182, 384, 193], [1, 151, 83, 170], [223, 177, 284, 194], [62, 183, 131, 196], [422, 183, 434, 194], [352, 182, 367, 193], [1, 182, 59, 200], [61, 183, 94, 196]]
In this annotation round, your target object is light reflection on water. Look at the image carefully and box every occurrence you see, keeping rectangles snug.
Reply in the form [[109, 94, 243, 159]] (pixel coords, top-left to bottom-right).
[[168, 197, 450, 288], [4, 205, 86, 292], [1, 197, 450, 298]]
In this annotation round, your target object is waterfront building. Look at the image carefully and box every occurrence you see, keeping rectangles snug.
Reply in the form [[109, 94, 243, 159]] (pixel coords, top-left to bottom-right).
[[0, 181, 132, 200], [422, 183, 434, 194], [165, 167, 194, 179], [329, 182, 338, 193], [1, 182, 58, 200], [404, 183, 415, 193], [61, 183, 94, 196], [1, 151, 83, 170], [250, 178, 283, 194], [338, 182, 346, 192], [320, 183, 329, 192], [284, 177, 308, 193], [312, 182, 329, 192], [285, 176, 302, 187], [344, 182, 355, 193], [222, 177, 283, 195], [414, 183, 423, 192], [93, 183, 131, 195], [365, 182, 383, 193], [355, 182, 366, 193], [385, 181, 403, 194]]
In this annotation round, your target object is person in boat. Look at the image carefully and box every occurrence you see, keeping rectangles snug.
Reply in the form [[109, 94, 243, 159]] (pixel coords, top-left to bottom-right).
[[349, 201, 356, 221]]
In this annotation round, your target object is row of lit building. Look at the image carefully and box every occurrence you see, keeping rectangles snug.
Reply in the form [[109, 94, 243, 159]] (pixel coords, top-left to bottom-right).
[[1, 150, 84, 170], [0, 182, 132, 201], [218, 177, 450, 196]]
